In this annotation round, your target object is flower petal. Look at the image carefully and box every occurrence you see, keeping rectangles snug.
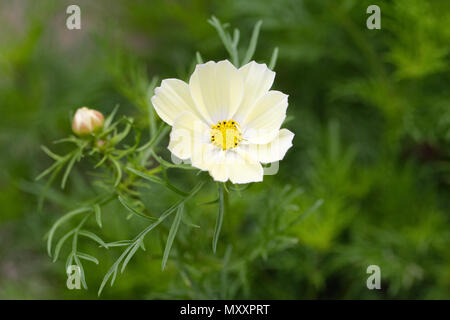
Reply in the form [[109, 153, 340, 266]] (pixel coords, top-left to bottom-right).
[[192, 146, 230, 181], [233, 61, 275, 124], [168, 111, 210, 160], [242, 90, 288, 144], [240, 128, 294, 164], [208, 163, 230, 182], [227, 150, 264, 184], [151, 79, 202, 126], [192, 146, 263, 184], [228, 162, 263, 184], [191, 142, 216, 171], [189, 60, 244, 124]]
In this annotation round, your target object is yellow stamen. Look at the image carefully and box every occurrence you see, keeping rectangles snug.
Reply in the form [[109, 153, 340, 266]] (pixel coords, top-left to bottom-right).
[[210, 119, 242, 151]]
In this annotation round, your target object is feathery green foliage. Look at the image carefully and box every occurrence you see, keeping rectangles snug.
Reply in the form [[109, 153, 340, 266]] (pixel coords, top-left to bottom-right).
[[1, 0, 449, 299]]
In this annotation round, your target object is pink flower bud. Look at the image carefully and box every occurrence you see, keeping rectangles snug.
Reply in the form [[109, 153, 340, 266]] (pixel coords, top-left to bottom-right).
[[72, 107, 104, 136]]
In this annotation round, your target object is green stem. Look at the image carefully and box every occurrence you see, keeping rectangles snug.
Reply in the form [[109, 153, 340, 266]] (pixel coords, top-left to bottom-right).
[[213, 183, 228, 253]]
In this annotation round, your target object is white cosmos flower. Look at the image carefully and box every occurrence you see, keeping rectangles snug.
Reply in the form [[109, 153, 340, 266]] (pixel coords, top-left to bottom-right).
[[151, 60, 294, 184]]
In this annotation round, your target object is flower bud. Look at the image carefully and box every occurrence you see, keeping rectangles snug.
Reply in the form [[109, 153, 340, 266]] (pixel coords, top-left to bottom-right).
[[96, 139, 106, 148], [72, 107, 104, 136]]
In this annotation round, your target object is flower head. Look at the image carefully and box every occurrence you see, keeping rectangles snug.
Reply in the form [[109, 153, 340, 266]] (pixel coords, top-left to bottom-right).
[[151, 60, 294, 184], [72, 107, 104, 136]]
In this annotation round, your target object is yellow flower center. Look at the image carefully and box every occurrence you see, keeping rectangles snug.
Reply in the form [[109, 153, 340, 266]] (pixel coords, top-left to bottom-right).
[[210, 120, 243, 151]]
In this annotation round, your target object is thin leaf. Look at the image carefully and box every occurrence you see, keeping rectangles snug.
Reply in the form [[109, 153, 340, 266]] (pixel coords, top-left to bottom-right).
[[269, 46, 279, 70], [208, 16, 239, 66], [73, 255, 88, 289], [98, 246, 132, 296], [232, 28, 240, 47], [35, 156, 66, 181], [285, 199, 324, 230], [110, 268, 118, 287], [126, 167, 164, 184], [162, 169, 189, 196], [162, 204, 183, 270], [181, 213, 200, 229], [120, 239, 143, 273], [109, 121, 132, 145], [95, 154, 108, 168], [242, 20, 263, 65], [61, 152, 78, 189], [208, 16, 232, 53], [53, 136, 80, 145], [104, 104, 119, 129], [65, 252, 74, 274], [104, 240, 133, 247], [53, 229, 76, 262], [197, 198, 219, 205], [118, 195, 156, 221], [77, 252, 99, 264], [109, 156, 122, 187], [78, 230, 108, 248], [47, 206, 92, 257], [127, 167, 189, 196], [41, 145, 62, 161], [94, 204, 102, 228], [150, 150, 197, 170], [38, 162, 65, 211], [137, 123, 169, 152], [131, 182, 204, 242], [196, 52, 204, 64]]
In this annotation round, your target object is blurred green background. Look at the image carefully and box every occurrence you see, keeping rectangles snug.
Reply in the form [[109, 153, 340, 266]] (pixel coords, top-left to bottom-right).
[[1, 0, 449, 299]]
